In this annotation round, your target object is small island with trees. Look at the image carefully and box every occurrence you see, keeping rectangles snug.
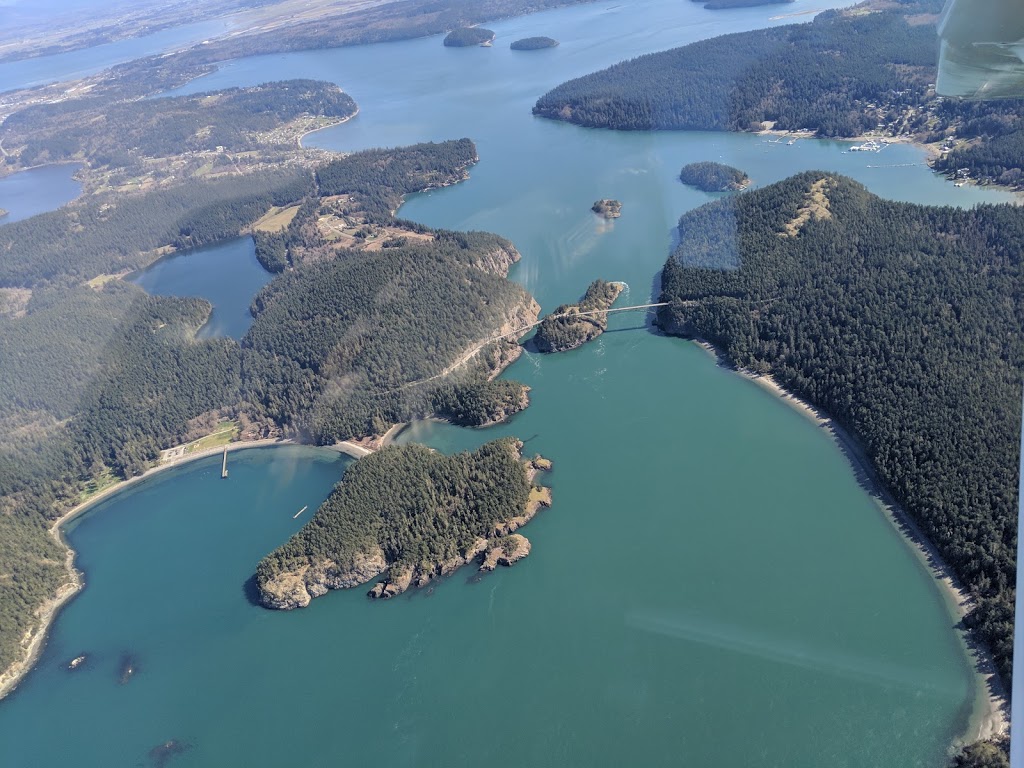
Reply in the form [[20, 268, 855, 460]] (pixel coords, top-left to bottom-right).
[[694, 0, 793, 8], [443, 27, 496, 47], [255, 439, 552, 607], [591, 199, 622, 218], [511, 36, 559, 50], [533, 279, 624, 353], [679, 161, 750, 192]]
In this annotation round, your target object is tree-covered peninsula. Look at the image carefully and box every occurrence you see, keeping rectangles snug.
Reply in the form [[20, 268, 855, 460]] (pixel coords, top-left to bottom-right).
[[592, 199, 622, 218], [533, 279, 623, 353], [256, 439, 552, 607], [679, 161, 749, 192], [443, 27, 495, 47], [510, 36, 559, 50], [657, 172, 1022, 685]]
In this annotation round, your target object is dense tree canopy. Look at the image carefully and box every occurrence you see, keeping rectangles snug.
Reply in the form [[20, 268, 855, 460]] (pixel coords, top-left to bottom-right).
[[243, 229, 533, 441], [533, 4, 1024, 187], [679, 161, 749, 192], [256, 439, 531, 594]]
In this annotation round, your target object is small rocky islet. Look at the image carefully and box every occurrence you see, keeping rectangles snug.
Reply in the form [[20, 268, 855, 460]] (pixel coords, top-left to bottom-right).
[[532, 279, 624, 353]]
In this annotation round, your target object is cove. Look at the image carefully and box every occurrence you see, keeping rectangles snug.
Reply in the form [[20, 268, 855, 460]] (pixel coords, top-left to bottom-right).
[[0, 164, 82, 225], [0, 1, 1006, 765], [128, 236, 271, 339]]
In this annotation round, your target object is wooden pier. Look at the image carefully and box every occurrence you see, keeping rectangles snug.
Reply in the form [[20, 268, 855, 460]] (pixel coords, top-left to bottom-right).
[[221, 448, 228, 479]]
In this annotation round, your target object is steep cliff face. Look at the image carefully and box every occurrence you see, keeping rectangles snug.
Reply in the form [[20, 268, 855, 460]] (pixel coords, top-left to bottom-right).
[[471, 241, 522, 276]]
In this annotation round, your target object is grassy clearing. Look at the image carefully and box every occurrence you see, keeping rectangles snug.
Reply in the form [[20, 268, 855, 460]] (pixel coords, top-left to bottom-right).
[[184, 420, 240, 454], [252, 205, 300, 232], [76, 467, 119, 504]]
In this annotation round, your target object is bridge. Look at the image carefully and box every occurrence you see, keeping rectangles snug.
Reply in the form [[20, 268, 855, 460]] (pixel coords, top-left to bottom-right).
[[389, 299, 669, 394]]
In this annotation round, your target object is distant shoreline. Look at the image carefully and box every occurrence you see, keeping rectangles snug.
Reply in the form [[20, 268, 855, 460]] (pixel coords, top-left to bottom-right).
[[689, 336, 1009, 745]]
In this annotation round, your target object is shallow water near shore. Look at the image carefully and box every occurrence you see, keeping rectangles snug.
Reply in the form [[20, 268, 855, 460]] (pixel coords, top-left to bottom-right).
[[0, 0, 1011, 765]]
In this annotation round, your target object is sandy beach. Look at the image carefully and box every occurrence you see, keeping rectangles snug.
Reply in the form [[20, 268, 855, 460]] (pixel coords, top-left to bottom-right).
[[691, 338, 1009, 743]]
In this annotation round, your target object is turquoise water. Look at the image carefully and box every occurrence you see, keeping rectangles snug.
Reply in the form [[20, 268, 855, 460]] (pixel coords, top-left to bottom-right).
[[0, 1, 1011, 765], [0, 164, 82, 225], [129, 237, 271, 339]]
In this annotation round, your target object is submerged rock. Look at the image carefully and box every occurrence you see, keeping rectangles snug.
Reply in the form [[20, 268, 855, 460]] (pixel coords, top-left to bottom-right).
[[148, 739, 191, 768], [118, 653, 138, 685]]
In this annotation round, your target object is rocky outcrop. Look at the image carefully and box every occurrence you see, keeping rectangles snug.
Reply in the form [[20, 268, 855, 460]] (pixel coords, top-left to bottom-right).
[[480, 535, 531, 571], [367, 537, 490, 599], [261, 443, 553, 607], [591, 199, 622, 218], [259, 549, 388, 609], [366, 455, 552, 599]]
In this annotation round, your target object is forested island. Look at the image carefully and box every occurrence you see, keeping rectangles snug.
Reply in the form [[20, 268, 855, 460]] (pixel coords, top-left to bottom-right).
[[694, 0, 793, 8], [533, 280, 623, 353], [443, 27, 496, 47], [0, 139, 545, 680], [592, 199, 622, 218], [511, 36, 559, 50], [533, 2, 1024, 185], [657, 172, 1022, 690], [679, 161, 749, 192], [256, 439, 552, 607]]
